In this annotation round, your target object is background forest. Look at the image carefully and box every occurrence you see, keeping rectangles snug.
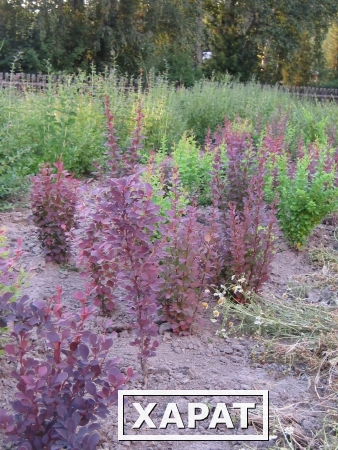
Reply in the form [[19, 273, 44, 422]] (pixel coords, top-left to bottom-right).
[[1, 0, 338, 86]]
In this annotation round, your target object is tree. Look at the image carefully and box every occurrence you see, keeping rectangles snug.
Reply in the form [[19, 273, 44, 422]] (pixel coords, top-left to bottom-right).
[[203, 0, 338, 83], [0, 0, 40, 71], [37, 0, 91, 72], [0, 0, 336, 84], [323, 22, 338, 72], [138, 0, 202, 84], [281, 32, 321, 86]]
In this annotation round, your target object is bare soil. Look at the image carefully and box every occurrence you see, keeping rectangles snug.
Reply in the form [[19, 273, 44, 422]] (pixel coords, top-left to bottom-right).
[[0, 208, 337, 450]]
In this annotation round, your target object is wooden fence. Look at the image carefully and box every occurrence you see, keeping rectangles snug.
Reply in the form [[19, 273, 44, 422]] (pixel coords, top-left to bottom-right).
[[261, 84, 338, 100], [1, 72, 338, 99], [0, 72, 89, 91]]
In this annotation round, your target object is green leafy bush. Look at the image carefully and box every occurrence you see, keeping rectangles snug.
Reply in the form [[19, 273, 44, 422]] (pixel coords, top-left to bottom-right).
[[3, 73, 338, 207], [265, 145, 338, 248], [0, 139, 30, 204], [172, 133, 214, 204]]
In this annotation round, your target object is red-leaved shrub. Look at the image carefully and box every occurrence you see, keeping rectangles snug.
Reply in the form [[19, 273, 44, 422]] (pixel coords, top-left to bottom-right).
[[0, 285, 132, 449], [31, 160, 77, 264], [211, 119, 254, 211], [104, 95, 145, 177], [159, 167, 222, 334], [220, 156, 278, 299], [78, 173, 164, 384], [77, 186, 116, 312], [211, 127, 279, 298]]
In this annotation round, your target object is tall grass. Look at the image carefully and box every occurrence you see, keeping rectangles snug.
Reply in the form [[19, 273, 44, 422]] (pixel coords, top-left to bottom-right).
[[1, 70, 338, 204]]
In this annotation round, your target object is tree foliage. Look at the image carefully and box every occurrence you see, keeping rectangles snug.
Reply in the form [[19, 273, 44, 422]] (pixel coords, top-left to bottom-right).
[[323, 21, 338, 72], [0, 0, 337, 84], [203, 0, 338, 83]]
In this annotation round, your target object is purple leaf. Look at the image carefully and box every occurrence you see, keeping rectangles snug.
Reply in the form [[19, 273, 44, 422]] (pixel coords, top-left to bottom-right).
[[66, 417, 77, 433], [46, 331, 60, 343], [4, 344, 16, 356], [78, 344, 89, 360], [38, 366, 48, 377], [55, 372, 68, 385], [88, 432, 100, 449], [85, 381, 97, 395]]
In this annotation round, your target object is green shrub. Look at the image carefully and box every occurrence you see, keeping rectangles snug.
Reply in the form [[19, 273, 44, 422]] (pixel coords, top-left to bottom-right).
[[0, 147, 30, 204], [3, 72, 338, 206], [265, 146, 338, 248], [172, 133, 214, 204]]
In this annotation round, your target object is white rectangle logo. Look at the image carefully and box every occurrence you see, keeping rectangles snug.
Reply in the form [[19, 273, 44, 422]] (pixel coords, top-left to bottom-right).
[[118, 389, 269, 441]]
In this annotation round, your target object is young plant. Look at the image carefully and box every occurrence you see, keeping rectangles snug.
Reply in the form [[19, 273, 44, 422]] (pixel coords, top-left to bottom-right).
[[77, 186, 117, 312], [124, 98, 145, 171], [212, 150, 279, 298], [31, 159, 77, 264], [142, 151, 189, 216], [211, 120, 255, 211], [261, 115, 288, 159], [224, 161, 279, 298], [159, 167, 222, 334], [270, 145, 338, 248], [260, 115, 293, 207], [104, 95, 145, 177], [0, 229, 24, 353], [0, 286, 132, 449], [172, 133, 214, 205], [78, 174, 163, 385]]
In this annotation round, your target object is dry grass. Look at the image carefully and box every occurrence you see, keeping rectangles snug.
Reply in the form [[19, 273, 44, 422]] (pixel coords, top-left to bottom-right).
[[245, 403, 338, 450], [217, 241, 338, 449]]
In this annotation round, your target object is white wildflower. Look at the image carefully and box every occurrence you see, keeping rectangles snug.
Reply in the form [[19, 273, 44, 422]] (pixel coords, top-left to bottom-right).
[[233, 285, 243, 294], [284, 426, 294, 435]]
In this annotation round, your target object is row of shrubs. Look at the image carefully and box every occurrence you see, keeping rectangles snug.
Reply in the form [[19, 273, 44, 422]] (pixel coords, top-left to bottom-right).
[[0, 96, 337, 448], [2, 73, 338, 204]]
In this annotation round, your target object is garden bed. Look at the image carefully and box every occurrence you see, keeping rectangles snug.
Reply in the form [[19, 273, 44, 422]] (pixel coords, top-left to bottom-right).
[[0, 209, 337, 450]]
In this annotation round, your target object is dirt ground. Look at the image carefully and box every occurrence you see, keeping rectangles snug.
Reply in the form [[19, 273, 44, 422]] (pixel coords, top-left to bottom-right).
[[0, 208, 337, 450]]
